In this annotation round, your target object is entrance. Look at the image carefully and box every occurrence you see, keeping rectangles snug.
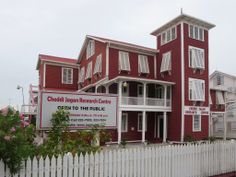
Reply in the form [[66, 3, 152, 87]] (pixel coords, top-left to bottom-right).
[[154, 114, 163, 139]]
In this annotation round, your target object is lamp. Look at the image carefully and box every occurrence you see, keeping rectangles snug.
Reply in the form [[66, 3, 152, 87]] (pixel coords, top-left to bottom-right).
[[17, 85, 25, 107], [123, 81, 128, 87]]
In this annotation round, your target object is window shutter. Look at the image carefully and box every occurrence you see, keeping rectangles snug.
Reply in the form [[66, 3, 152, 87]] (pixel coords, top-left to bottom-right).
[[119, 51, 130, 71], [138, 55, 149, 74], [79, 67, 85, 83], [216, 91, 225, 105], [85, 62, 92, 79], [94, 54, 102, 74], [160, 51, 171, 73]]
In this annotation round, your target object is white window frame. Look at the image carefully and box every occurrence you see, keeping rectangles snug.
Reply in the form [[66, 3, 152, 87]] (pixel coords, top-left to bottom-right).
[[137, 113, 147, 132], [188, 24, 204, 41], [85, 61, 92, 80], [193, 114, 201, 132], [160, 51, 172, 73], [189, 46, 205, 70], [161, 26, 177, 45], [121, 113, 128, 132], [86, 40, 95, 59], [78, 67, 85, 83], [93, 54, 102, 75], [138, 55, 150, 74], [61, 67, 73, 84], [119, 51, 130, 72], [189, 78, 205, 101]]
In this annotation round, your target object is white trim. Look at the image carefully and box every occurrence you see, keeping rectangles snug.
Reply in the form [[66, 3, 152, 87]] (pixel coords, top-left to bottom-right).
[[121, 113, 128, 132], [106, 43, 109, 77], [180, 22, 185, 142], [137, 113, 147, 132], [43, 63, 46, 88], [192, 114, 201, 132], [41, 60, 78, 68], [160, 25, 177, 46], [154, 55, 157, 78]]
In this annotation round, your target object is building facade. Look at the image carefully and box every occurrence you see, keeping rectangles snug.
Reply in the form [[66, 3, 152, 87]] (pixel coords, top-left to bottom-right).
[[36, 13, 215, 143]]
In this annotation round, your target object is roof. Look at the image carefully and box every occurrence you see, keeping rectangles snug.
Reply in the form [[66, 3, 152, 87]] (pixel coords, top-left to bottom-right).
[[36, 54, 78, 70], [78, 35, 158, 63], [210, 70, 236, 80], [151, 13, 215, 36]]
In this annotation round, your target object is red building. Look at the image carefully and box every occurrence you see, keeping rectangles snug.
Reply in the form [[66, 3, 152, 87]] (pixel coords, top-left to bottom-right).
[[36, 13, 215, 143]]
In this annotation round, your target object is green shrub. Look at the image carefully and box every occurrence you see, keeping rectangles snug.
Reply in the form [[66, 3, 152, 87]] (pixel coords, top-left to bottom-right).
[[0, 109, 36, 175]]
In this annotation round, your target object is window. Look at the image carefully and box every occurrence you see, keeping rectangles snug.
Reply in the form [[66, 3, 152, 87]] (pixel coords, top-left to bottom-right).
[[119, 51, 130, 71], [189, 24, 204, 41], [193, 114, 201, 132], [160, 51, 171, 73], [121, 113, 128, 132], [78, 67, 85, 83], [137, 113, 147, 132], [138, 55, 150, 74], [137, 84, 143, 97], [216, 74, 224, 86], [122, 83, 129, 96], [189, 46, 205, 70], [62, 68, 73, 84], [155, 85, 164, 99], [93, 54, 102, 75], [161, 26, 176, 45], [216, 91, 225, 105], [189, 78, 205, 101], [86, 40, 95, 59], [85, 62, 92, 80]]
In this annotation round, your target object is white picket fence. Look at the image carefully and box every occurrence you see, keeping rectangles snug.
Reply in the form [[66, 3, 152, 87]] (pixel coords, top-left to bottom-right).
[[1, 141, 236, 177]]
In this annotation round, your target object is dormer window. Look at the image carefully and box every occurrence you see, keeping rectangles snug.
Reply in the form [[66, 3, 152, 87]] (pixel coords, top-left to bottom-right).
[[62, 67, 73, 84], [119, 51, 130, 72], [138, 55, 149, 74], [85, 61, 92, 80], [216, 74, 224, 86], [160, 51, 171, 74], [189, 24, 204, 41], [161, 26, 176, 45], [189, 46, 205, 70], [86, 40, 95, 59], [93, 54, 102, 75]]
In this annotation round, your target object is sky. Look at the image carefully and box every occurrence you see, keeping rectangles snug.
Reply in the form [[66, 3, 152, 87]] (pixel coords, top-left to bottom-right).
[[0, 0, 235, 109]]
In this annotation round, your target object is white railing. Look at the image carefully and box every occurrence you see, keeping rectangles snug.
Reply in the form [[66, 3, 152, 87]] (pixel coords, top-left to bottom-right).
[[20, 104, 37, 115], [122, 96, 171, 107], [1, 141, 236, 177]]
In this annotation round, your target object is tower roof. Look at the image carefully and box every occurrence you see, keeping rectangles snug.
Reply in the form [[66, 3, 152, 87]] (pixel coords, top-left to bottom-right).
[[151, 13, 215, 36]]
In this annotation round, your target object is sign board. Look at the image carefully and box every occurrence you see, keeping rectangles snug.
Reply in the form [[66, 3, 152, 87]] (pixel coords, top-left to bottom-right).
[[184, 106, 209, 115], [38, 91, 117, 129]]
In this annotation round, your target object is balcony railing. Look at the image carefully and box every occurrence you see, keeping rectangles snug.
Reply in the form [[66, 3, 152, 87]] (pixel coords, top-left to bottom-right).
[[121, 96, 171, 107], [20, 104, 38, 115]]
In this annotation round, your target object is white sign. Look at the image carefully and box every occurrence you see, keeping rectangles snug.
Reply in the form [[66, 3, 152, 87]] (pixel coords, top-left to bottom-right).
[[39, 91, 117, 129], [184, 106, 209, 115]]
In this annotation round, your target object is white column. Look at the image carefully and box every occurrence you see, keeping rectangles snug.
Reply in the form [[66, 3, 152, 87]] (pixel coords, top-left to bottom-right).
[[143, 83, 147, 105], [163, 112, 167, 143], [118, 81, 122, 144], [95, 85, 98, 93], [105, 85, 109, 94], [164, 85, 167, 107], [142, 111, 146, 143]]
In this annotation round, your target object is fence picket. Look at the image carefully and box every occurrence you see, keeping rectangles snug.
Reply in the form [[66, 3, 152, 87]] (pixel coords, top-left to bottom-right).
[[38, 156, 44, 177], [74, 154, 79, 177], [99, 152, 103, 177], [63, 154, 68, 177], [68, 153, 73, 177], [94, 152, 99, 177], [51, 156, 56, 177], [79, 153, 84, 177], [45, 156, 50, 177], [32, 156, 38, 177], [57, 155, 62, 177], [84, 153, 89, 177], [89, 153, 94, 177]]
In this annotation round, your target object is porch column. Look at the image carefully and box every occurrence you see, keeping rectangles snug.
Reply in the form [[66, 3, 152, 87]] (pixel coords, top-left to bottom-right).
[[105, 85, 109, 94], [163, 111, 167, 143], [164, 85, 167, 107], [118, 81, 122, 144], [223, 112, 227, 141], [143, 82, 147, 105], [95, 85, 98, 93], [142, 111, 146, 143]]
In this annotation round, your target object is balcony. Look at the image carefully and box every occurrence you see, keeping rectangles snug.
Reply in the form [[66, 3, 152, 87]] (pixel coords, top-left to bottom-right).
[[20, 104, 38, 115], [121, 96, 171, 107]]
